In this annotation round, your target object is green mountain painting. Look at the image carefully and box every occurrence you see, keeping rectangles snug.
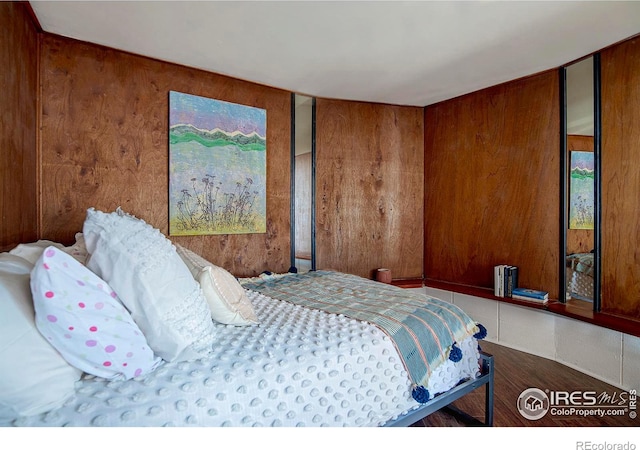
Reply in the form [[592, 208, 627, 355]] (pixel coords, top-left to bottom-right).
[[569, 151, 595, 230], [169, 91, 266, 235]]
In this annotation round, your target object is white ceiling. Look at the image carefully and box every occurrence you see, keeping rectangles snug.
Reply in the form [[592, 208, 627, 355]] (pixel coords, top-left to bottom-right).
[[30, 1, 640, 107]]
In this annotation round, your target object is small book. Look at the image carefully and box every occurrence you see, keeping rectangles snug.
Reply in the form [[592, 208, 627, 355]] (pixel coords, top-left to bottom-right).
[[505, 265, 518, 297], [509, 266, 518, 294], [512, 287, 549, 301], [512, 295, 548, 304], [494, 264, 519, 297], [494, 264, 509, 297], [494, 265, 503, 296]]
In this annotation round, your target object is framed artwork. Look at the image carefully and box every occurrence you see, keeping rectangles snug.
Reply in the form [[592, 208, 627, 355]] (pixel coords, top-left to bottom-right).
[[168, 91, 267, 235], [569, 151, 594, 230]]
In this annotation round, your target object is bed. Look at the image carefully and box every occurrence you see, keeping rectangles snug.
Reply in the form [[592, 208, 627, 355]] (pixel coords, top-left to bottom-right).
[[566, 252, 594, 301], [0, 207, 493, 427]]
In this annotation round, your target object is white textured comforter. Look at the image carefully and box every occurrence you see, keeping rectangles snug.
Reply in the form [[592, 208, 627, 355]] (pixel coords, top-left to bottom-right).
[[5, 290, 480, 427]]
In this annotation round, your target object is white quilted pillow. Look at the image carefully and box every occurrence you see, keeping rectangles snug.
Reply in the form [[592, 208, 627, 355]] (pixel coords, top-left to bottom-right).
[[83, 208, 215, 362], [0, 253, 81, 419], [31, 246, 162, 380], [175, 245, 258, 326]]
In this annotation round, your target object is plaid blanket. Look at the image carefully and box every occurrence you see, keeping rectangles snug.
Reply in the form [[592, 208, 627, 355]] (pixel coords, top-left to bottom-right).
[[240, 270, 481, 402]]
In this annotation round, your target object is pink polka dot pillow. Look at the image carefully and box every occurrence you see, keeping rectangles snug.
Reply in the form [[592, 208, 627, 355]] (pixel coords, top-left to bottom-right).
[[30, 246, 161, 380]]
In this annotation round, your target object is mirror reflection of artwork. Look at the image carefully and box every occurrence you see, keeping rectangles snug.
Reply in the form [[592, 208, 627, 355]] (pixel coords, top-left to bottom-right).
[[569, 151, 595, 230], [169, 91, 267, 235]]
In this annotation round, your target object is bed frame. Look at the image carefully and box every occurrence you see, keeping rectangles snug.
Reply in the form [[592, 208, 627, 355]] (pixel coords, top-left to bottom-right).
[[384, 351, 494, 427]]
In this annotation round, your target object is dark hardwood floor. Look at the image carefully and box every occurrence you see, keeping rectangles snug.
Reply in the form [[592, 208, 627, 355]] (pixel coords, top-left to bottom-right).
[[412, 340, 637, 427]]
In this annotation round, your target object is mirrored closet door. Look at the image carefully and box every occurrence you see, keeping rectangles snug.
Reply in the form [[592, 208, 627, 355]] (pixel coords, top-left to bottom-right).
[[562, 55, 600, 310], [292, 94, 315, 272]]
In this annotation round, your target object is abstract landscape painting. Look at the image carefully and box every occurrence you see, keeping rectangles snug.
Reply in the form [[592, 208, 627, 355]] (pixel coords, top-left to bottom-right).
[[169, 91, 266, 235], [569, 151, 595, 230]]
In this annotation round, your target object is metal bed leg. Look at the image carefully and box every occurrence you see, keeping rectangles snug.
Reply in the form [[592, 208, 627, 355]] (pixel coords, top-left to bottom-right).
[[383, 350, 495, 427], [481, 352, 494, 426], [441, 352, 494, 427]]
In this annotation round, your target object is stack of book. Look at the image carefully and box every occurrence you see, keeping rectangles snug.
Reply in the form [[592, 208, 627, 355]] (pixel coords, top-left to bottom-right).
[[512, 287, 549, 304], [494, 265, 549, 303], [494, 265, 518, 297]]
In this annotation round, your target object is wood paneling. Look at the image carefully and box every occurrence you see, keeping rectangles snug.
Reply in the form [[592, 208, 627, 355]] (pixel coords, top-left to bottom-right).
[[315, 99, 424, 279], [424, 71, 560, 299], [0, 2, 38, 251], [601, 37, 640, 319], [567, 134, 594, 254], [39, 34, 291, 277]]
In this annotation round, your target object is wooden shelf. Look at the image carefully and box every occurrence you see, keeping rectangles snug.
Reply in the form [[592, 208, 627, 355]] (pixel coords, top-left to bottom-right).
[[546, 302, 640, 338], [422, 278, 640, 338], [390, 277, 424, 289]]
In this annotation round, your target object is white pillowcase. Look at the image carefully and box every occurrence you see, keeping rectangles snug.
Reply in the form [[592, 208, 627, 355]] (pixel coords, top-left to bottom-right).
[[9, 240, 65, 265], [82, 208, 215, 362], [175, 244, 259, 326], [31, 246, 162, 380], [0, 252, 82, 420]]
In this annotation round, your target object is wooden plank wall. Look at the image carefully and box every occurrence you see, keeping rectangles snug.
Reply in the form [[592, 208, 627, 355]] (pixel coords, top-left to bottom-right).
[[315, 98, 424, 280], [0, 2, 38, 251], [601, 36, 640, 319], [424, 71, 561, 299], [38, 34, 291, 277]]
